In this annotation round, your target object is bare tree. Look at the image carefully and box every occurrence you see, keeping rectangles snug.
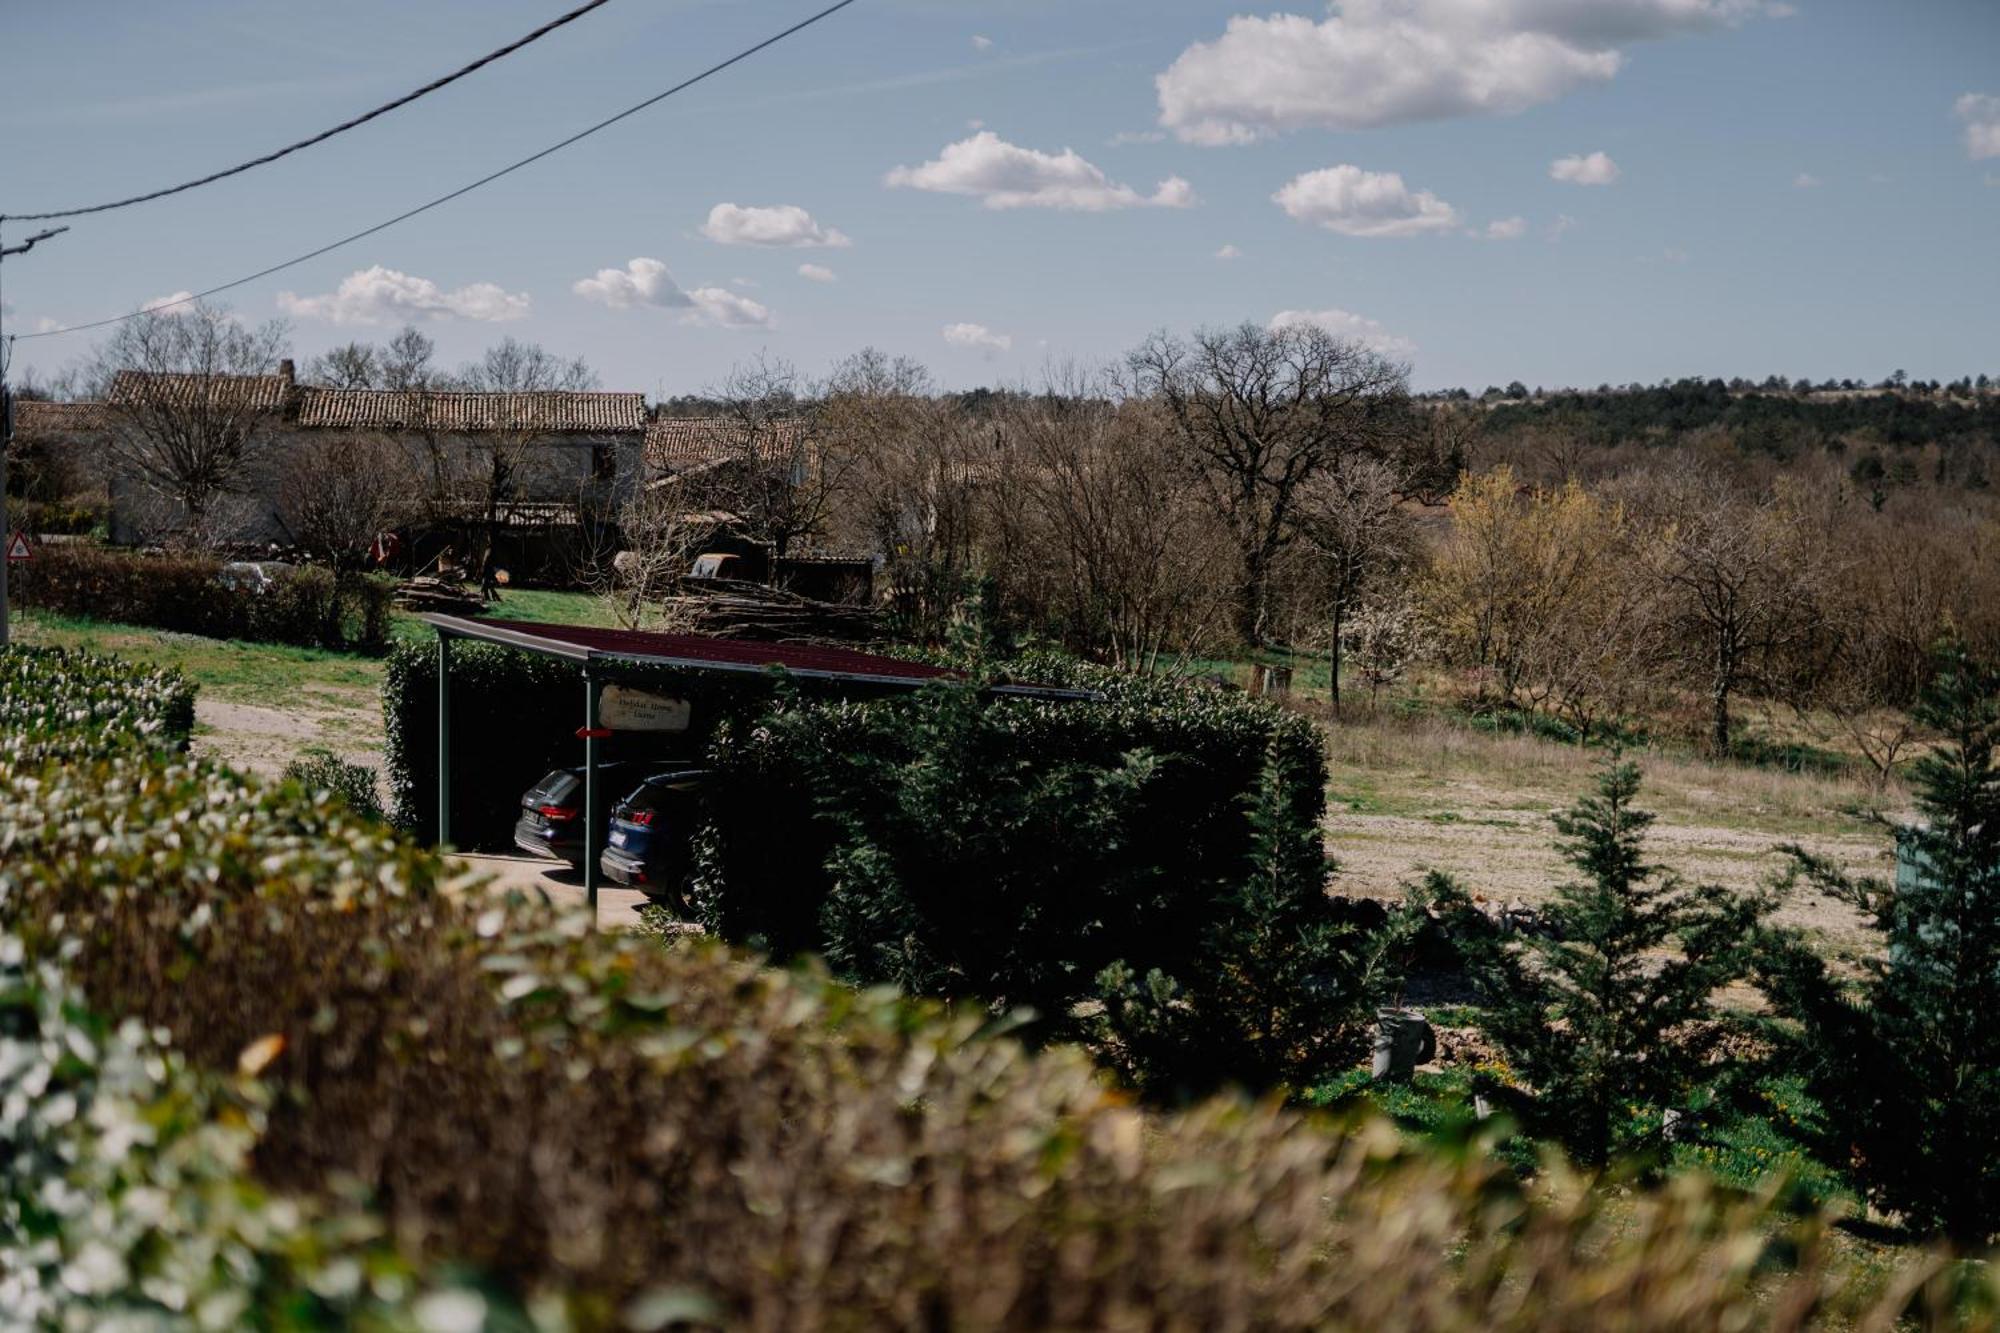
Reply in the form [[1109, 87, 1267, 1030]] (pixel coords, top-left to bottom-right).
[[823, 352, 986, 640], [1293, 456, 1413, 711], [1637, 464, 1828, 753], [273, 435, 412, 567], [305, 341, 379, 390], [992, 371, 1231, 670], [1127, 322, 1409, 645], [706, 354, 847, 561], [455, 337, 597, 588], [92, 302, 290, 548]]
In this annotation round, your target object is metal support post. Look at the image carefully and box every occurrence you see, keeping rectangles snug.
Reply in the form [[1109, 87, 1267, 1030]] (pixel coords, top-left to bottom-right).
[[582, 667, 602, 922], [436, 632, 453, 847]]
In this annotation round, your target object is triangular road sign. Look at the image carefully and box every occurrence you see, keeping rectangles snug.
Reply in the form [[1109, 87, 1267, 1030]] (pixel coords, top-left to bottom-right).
[[5, 532, 31, 562]]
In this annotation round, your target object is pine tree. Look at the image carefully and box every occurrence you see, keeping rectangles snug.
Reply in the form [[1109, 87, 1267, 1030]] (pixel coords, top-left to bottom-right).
[[1095, 738, 1409, 1097], [1436, 760, 1770, 1165], [1765, 649, 2000, 1239]]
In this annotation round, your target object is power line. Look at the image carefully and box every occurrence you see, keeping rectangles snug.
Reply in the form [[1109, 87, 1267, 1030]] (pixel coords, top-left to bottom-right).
[[13, 0, 862, 342], [0, 0, 616, 223]]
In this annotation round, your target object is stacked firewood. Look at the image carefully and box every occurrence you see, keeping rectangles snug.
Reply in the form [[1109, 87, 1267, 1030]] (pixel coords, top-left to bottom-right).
[[664, 577, 882, 642], [394, 577, 485, 617]]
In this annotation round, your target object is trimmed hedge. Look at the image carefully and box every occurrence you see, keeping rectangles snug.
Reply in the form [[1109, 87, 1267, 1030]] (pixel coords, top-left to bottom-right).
[[687, 659, 1356, 1090], [0, 938, 490, 1329], [7, 749, 1983, 1329], [0, 643, 195, 765], [13, 543, 393, 652], [6, 647, 2000, 1328]]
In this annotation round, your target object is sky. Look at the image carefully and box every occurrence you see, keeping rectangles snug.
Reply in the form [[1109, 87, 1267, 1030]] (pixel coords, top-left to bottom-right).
[[1, 0, 1995, 396]]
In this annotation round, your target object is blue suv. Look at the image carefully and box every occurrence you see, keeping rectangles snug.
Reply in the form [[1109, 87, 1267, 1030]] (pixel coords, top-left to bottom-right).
[[600, 769, 711, 902]]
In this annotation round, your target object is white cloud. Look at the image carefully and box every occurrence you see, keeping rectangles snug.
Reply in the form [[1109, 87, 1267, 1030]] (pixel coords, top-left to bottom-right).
[[140, 290, 195, 314], [1269, 307, 1416, 359], [1216, 243, 1243, 259], [1485, 216, 1529, 239], [1273, 165, 1460, 237], [972, 33, 993, 50], [701, 202, 850, 248], [277, 266, 529, 325], [1957, 93, 2000, 160], [1550, 150, 1620, 184], [1549, 212, 1578, 239], [1156, 0, 1781, 143], [798, 263, 837, 283], [1793, 171, 1822, 188], [688, 287, 773, 328], [571, 257, 771, 328], [886, 131, 1197, 211], [34, 317, 63, 334], [942, 322, 1012, 355]]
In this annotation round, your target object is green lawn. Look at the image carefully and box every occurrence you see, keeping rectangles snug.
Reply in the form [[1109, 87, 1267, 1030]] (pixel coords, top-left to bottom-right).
[[475, 586, 625, 629], [13, 609, 387, 706]]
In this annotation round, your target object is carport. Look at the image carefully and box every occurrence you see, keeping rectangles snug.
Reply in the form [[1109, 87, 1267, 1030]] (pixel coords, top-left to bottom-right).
[[420, 614, 1094, 917]]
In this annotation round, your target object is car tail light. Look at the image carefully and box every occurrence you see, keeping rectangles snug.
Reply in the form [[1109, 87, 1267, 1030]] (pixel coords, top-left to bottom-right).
[[536, 804, 578, 820], [628, 809, 655, 827]]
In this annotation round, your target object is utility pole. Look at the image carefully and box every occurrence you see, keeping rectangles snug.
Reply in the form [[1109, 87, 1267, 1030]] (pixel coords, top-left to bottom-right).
[[0, 224, 70, 648]]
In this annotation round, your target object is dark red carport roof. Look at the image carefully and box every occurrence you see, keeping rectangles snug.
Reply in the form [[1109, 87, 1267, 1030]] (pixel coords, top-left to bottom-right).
[[419, 615, 1095, 700]]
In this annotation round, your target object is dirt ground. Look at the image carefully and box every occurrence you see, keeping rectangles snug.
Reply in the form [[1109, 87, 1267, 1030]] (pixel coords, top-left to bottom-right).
[[1320, 713, 1896, 960], [192, 695, 383, 778]]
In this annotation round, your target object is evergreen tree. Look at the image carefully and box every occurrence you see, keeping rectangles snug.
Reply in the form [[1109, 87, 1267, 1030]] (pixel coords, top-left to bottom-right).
[[1095, 738, 1410, 1097], [1435, 761, 1771, 1165], [1764, 649, 2000, 1239]]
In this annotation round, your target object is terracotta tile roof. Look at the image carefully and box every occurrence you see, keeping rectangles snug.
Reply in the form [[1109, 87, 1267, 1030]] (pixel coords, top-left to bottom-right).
[[296, 388, 645, 434], [10, 400, 112, 438], [645, 416, 807, 472], [108, 370, 294, 413]]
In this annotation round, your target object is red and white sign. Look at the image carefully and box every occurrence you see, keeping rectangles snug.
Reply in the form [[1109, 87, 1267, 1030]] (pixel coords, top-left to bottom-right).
[[4, 532, 29, 563]]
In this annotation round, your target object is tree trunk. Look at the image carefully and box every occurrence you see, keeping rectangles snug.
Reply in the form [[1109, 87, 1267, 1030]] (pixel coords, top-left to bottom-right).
[[1711, 676, 1733, 754], [1329, 599, 1345, 714], [1237, 548, 1268, 647]]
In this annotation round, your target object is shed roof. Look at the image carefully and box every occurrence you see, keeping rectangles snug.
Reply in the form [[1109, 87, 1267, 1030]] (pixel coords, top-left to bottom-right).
[[108, 370, 294, 413], [10, 400, 111, 438], [644, 417, 806, 473], [422, 615, 1093, 699], [298, 388, 645, 434]]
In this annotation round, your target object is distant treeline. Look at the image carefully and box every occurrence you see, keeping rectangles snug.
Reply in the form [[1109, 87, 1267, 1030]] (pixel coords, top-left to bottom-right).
[[1440, 378, 2000, 459]]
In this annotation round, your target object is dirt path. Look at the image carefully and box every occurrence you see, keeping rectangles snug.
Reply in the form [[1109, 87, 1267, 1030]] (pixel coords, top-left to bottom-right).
[[193, 695, 383, 779]]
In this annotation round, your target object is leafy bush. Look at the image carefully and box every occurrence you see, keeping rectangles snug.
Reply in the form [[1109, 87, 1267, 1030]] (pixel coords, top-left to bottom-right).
[[690, 661, 1384, 1094], [1429, 760, 1774, 1165], [12, 543, 393, 651], [8, 497, 108, 536], [1764, 649, 2000, 1241], [282, 745, 384, 822], [0, 933, 506, 1329], [0, 643, 195, 764], [4, 750, 1984, 1330]]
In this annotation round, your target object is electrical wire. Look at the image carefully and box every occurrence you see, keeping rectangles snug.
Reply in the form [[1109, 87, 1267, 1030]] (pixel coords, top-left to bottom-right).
[[13, 0, 862, 341], [0, 0, 616, 223]]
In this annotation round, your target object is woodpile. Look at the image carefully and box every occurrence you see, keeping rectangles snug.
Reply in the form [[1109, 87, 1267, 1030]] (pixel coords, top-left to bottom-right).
[[394, 577, 485, 617], [663, 577, 882, 643]]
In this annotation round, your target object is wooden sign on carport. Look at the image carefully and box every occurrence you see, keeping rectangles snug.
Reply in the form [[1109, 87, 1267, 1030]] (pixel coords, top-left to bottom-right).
[[599, 685, 692, 732]]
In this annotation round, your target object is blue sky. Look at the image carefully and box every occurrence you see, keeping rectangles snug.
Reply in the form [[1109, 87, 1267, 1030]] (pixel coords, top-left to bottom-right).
[[2, 0, 1995, 394]]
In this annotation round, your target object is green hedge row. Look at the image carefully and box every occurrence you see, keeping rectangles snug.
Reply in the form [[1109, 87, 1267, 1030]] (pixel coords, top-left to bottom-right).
[[0, 643, 195, 765], [6, 742, 1977, 1329], [12, 544, 394, 652], [688, 658, 1346, 1089]]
